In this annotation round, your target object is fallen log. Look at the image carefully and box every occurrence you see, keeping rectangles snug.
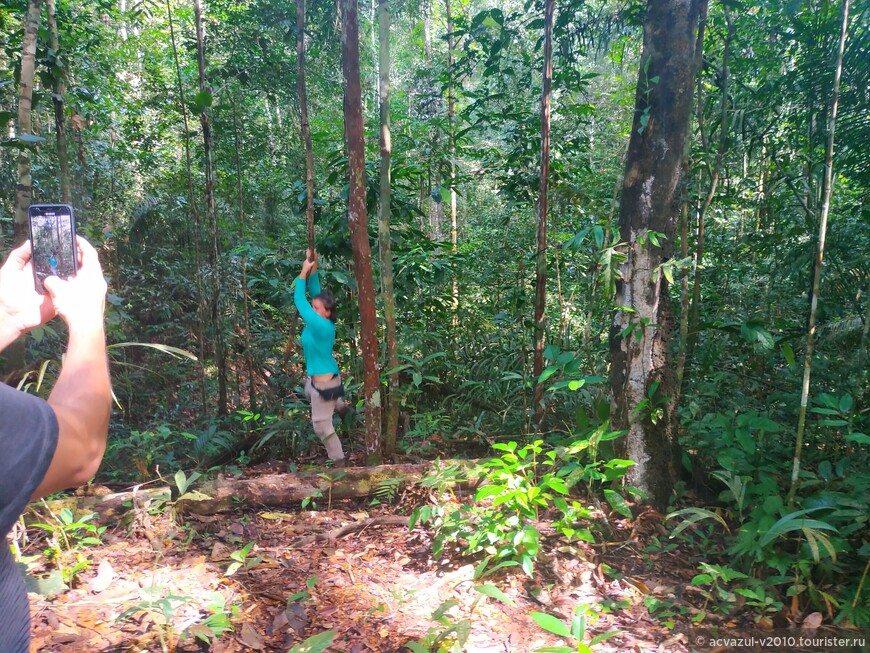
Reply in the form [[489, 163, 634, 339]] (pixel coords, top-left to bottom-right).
[[28, 460, 479, 524], [25, 486, 171, 528], [179, 459, 479, 515]]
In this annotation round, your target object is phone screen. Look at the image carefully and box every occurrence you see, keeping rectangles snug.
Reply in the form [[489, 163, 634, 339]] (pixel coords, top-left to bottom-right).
[[28, 204, 77, 294]]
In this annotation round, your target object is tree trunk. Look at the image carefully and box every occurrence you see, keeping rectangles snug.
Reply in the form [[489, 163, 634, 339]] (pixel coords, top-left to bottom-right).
[[609, 0, 704, 511], [3, 0, 42, 372], [341, 0, 383, 464], [297, 0, 316, 253], [445, 0, 459, 317], [232, 99, 256, 411], [532, 0, 555, 429], [166, 0, 208, 413], [13, 0, 42, 245], [787, 0, 850, 507], [674, 0, 708, 405], [46, 0, 71, 205], [194, 0, 228, 415], [378, 0, 401, 457]]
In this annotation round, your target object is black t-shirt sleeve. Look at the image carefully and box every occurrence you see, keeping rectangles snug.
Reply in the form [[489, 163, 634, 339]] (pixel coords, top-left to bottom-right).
[[0, 385, 59, 537]]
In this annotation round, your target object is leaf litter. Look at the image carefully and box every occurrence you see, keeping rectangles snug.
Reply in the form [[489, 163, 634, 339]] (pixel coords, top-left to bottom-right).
[[21, 468, 709, 652]]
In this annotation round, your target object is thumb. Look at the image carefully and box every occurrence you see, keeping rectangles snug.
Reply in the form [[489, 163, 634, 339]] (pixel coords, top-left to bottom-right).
[[42, 275, 67, 300]]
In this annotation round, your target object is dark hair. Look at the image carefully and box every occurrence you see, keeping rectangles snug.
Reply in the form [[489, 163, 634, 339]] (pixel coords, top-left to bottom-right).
[[313, 290, 337, 322]]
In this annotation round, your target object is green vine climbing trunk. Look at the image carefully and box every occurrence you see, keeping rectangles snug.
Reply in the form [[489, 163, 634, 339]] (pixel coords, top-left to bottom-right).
[[532, 0, 554, 429], [787, 0, 850, 507], [378, 0, 400, 457]]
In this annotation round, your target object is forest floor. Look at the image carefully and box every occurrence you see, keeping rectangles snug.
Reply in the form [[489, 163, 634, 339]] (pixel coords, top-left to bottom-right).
[[21, 458, 837, 653]]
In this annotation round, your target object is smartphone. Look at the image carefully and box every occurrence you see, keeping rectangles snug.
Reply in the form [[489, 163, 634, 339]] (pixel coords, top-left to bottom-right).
[[28, 203, 78, 294]]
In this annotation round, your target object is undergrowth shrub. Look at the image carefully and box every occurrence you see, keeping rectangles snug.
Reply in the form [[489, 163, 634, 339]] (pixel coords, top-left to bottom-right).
[[410, 427, 632, 577], [672, 395, 870, 627]]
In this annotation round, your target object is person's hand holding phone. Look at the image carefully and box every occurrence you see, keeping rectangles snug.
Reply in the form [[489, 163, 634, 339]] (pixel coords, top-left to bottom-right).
[[43, 236, 107, 336], [0, 241, 57, 350]]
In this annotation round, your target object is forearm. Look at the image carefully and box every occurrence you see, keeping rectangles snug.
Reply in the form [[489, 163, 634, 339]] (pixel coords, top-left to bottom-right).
[[294, 277, 318, 323], [39, 325, 111, 496], [308, 271, 322, 296]]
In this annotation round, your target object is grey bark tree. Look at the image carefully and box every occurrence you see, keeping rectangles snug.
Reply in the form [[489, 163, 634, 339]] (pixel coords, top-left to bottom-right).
[[609, 0, 705, 510]]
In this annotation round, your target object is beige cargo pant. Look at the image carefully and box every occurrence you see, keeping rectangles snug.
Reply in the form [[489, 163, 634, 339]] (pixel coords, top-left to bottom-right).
[[304, 376, 346, 463]]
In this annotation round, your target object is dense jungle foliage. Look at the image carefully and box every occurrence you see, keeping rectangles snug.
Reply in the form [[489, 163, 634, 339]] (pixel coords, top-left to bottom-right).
[[1, 0, 868, 637]]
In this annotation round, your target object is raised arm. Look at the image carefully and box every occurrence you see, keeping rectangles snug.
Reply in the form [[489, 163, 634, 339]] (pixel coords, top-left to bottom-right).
[[307, 270, 322, 297], [35, 237, 110, 498], [294, 258, 332, 335]]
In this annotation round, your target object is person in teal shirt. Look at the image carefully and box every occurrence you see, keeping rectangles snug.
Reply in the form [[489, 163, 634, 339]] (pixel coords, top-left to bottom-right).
[[295, 251, 349, 466]]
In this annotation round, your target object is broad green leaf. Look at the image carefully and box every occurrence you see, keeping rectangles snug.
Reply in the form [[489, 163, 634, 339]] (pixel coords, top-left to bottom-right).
[[288, 630, 336, 653], [543, 344, 560, 360], [404, 644, 429, 653], [604, 489, 632, 518], [432, 599, 459, 621], [474, 584, 517, 607], [590, 631, 621, 645], [758, 510, 838, 547], [531, 612, 571, 637], [538, 366, 559, 383], [845, 432, 870, 445], [666, 507, 730, 537], [193, 89, 213, 108], [783, 342, 795, 367]]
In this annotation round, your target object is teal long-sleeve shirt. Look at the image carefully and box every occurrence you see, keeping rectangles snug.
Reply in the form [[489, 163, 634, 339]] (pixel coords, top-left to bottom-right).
[[294, 271, 340, 376]]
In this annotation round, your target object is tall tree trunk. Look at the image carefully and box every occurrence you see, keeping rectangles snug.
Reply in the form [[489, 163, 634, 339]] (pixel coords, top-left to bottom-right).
[[297, 0, 316, 253], [787, 0, 850, 507], [166, 0, 208, 412], [232, 99, 256, 411], [445, 0, 458, 310], [378, 0, 400, 457], [686, 4, 732, 356], [3, 0, 42, 373], [46, 0, 71, 205], [13, 0, 42, 245], [341, 0, 383, 464], [422, 0, 442, 239], [423, 0, 432, 61], [194, 0, 228, 415], [674, 0, 708, 405], [532, 0, 555, 428], [609, 0, 704, 511]]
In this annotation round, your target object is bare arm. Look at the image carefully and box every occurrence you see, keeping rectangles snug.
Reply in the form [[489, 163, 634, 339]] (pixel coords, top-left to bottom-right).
[[34, 237, 110, 498]]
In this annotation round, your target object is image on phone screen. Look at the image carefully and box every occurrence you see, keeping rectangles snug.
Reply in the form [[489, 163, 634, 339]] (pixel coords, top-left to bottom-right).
[[29, 205, 76, 294]]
